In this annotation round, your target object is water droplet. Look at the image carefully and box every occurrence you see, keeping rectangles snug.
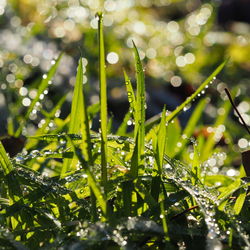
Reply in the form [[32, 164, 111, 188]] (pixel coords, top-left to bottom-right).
[[127, 119, 133, 126], [15, 156, 25, 163]]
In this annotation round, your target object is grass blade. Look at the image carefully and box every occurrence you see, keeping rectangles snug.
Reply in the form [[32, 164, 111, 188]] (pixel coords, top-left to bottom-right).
[[165, 59, 228, 123], [156, 106, 167, 173], [25, 95, 66, 150], [61, 58, 85, 177], [145, 60, 228, 131], [78, 59, 93, 164], [130, 41, 145, 178], [97, 12, 108, 186], [123, 69, 136, 119], [66, 136, 107, 217], [233, 187, 247, 215], [0, 141, 13, 175], [15, 53, 63, 137]]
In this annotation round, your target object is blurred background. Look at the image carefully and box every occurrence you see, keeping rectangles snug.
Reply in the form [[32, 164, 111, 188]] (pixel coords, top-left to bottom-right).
[[0, 0, 249, 160]]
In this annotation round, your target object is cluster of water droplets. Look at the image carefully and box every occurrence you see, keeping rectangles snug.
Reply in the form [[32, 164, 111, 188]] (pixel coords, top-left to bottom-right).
[[73, 216, 164, 249], [14, 167, 69, 196], [160, 154, 224, 249], [13, 137, 72, 165], [183, 76, 217, 112]]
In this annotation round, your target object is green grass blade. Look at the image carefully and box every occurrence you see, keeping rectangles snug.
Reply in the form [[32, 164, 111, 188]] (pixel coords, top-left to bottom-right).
[[130, 41, 145, 178], [160, 201, 170, 242], [123, 69, 136, 118], [15, 53, 63, 137], [165, 59, 228, 123], [25, 95, 66, 150], [233, 187, 247, 215], [61, 58, 85, 177], [0, 141, 13, 175], [165, 119, 181, 158], [156, 106, 167, 173], [218, 178, 241, 201], [151, 107, 167, 205], [79, 59, 93, 165], [66, 136, 107, 217], [97, 12, 108, 186], [145, 60, 227, 131]]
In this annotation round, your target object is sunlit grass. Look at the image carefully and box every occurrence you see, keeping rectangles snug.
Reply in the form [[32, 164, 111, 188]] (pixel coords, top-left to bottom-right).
[[0, 13, 249, 250]]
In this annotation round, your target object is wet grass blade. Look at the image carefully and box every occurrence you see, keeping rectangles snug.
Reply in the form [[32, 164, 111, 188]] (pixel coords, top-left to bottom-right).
[[0, 141, 13, 175], [123, 69, 136, 119], [66, 136, 107, 217], [160, 201, 170, 242], [25, 95, 66, 150], [15, 53, 63, 137], [151, 107, 167, 206], [145, 60, 228, 131], [156, 106, 167, 173], [97, 12, 108, 186], [233, 187, 247, 215], [78, 59, 92, 164], [165, 59, 228, 123], [61, 58, 85, 177], [130, 41, 145, 178]]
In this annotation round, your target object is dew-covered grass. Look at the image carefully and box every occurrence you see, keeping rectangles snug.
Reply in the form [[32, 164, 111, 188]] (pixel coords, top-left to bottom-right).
[[0, 13, 249, 250]]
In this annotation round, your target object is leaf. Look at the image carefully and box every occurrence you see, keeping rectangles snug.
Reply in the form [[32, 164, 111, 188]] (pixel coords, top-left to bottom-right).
[[97, 12, 108, 186], [165, 119, 181, 158], [15, 53, 63, 137], [25, 95, 66, 150], [233, 187, 247, 215], [123, 69, 136, 120], [130, 41, 145, 178], [165, 59, 228, 124], [145, 60, 228, 130], [61, 58, 85, 176], [66, 136, 107, 217], [156, 106, 167, 172], [0, 141, 13, 175], [218, 178, 241, 201]]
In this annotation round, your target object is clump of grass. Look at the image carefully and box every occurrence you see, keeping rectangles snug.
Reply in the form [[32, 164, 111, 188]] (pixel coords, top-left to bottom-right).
[[0, 13, 249, 250]]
